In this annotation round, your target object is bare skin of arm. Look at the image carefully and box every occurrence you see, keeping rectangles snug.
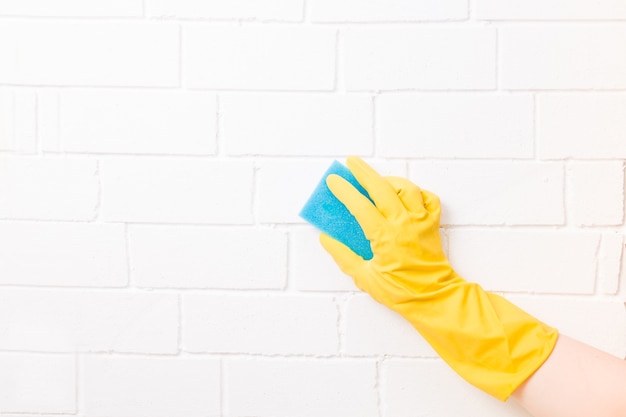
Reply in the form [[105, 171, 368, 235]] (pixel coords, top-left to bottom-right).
[[512, 334, 626, 417]]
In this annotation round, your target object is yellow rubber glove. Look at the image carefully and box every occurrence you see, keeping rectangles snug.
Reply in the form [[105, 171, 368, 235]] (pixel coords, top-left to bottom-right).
[[320, 156, 558, 401]]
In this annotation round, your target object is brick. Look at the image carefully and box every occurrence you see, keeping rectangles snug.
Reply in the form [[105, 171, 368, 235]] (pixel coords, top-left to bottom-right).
[[382, 359, 531, 417], [101, 158, 253, 224], [227, 358, 378, 417], [221, 93, 372, 156], [0, 21, 178, 87], [183, 294, 338, 355], [183, 25, 335, 90], [149, 0, 303, 20], [0, 90, 34, 152], [0, 90, 36, 153], [311, 0, 467, 21], [292, 228, 359, 292], [0, 222, 127, 287], [408, 162, 564, 225], [0, 0, 141, 16], [0, 92, 11, 150], [477, 0, 626, 20], [598, 233, 624, 295], [0, 413, 77, 417], [43, 90, 216, 155], [258, 159, 406, 224], [344, 295, 436, 357], [37, 91, 60, 151], [538, 94, 626, 159], [500, 26, 626, 89], [448, 230, 598, 294], [0, 157, 98, 221], [344, 27, 496, 91], [129, 225, 286, 289], [0, 289, 177, 353], [83, 355, 220, 417], [508, 295, 626, 359], [377, 93, 533, 158], [0, 353, 75, 414], [568, 161, 624, 226]]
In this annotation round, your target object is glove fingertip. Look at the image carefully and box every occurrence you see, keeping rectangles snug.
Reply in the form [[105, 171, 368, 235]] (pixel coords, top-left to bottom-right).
[[422, 190, 442, 215]]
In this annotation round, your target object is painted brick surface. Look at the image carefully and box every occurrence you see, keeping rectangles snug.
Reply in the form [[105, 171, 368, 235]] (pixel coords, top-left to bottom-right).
[[148, 0, 303, 20], [0, 21, 179, 87], [0, 0, 142, 16], [0, 90, 37, 153], [183, 25, 335, 90], [377, 93, 534, 159], [220, 93, 372, 156], [43, 90, 217, 155], [130, 225, 287, 289], [568, 161, 624, 226], [538, 94, 626, 159], [344, 27, 496, 91], [0, 222, 127, 287], [82, 355, 220, 417], [500, 26, 626, 89], [0, 157, 98, 220], [1, 2, 625, 416], [226, 358, 378, 417], [182, 294, 338, 355], [0, 353, 75, 414], [476, 0, 626, 20], [101, 158, 254, 224], [0, 289, 178, 353], [311, 0, 467, 21]]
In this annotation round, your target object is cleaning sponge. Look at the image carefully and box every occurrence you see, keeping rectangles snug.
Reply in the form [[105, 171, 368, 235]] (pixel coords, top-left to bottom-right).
[[299, 160, 373, 260]]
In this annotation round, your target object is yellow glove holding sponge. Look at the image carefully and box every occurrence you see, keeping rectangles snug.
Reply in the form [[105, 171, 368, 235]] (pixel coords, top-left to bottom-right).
[[320, 156, 558, 401]]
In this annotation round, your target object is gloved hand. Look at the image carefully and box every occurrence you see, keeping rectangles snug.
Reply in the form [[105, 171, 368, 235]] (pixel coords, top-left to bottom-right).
[[320, 156, 558, 401]]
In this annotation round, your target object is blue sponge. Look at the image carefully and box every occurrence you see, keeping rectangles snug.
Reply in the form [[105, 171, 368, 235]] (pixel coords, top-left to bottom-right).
[[299, 161, 373, 260]]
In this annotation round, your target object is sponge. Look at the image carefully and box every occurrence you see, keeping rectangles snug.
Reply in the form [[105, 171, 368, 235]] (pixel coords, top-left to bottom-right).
[[299, 160, 373, 260]]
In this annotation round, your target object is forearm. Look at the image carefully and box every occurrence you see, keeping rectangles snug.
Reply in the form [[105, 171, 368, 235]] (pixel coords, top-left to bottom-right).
[[512, 334, 626, 417]]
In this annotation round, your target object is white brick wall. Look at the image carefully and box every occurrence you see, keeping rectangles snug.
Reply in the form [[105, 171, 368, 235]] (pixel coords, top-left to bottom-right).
[[1, 2, 624, 416], [0, 22, 179, 87], [129, 225, 287, 289], [0, 222, 127, 286], [0, 90, 37, 153], [82, 355, 220, 417], [377, 93, 534, 159], [0, 0, 142, 17], [43, 90, 217, 155], [220, 93, 372, 156], [183, 26, 335, 90], [538, 94, 626, 159], [182, 294, 338, 355], [226, 358, 378, 417], [0, 353, 75, 414], [311, 0, 468, 22], [148, 0, 304, 21], [0, 157, 99, 220], [499, 26, 626, 90], [0, 289, 178, 353], [344, 27, 496, 91]]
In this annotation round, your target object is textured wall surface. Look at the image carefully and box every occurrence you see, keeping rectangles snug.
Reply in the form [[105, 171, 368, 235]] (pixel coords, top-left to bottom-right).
[[0, 1, 625, 416]]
